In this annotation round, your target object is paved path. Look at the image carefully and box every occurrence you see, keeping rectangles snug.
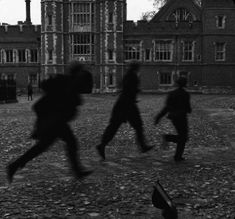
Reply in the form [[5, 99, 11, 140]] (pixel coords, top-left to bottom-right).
[[0, 95, 234, 219]]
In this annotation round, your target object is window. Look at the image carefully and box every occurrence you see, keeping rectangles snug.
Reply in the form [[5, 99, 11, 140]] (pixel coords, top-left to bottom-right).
[[28, 74, 38, 86], [72, 33, 95, 56], [108, 12, 113, 23], [72, 3, 95, 25], [183, 41, 194, 61], [18, 49, 26, 63], [108, 49, 114, 61], [6, 74, 15, 81], [124, 40, 141, 61], [216, 16, 226, 29], [215, 42, 226, 61], [48, 15, 53, 26], [5, 50, 14, 63], [109, 73, 114, 86], [155, 40, 173, 62], [30, 49, 38, 63], [145, 49, 151, 61], [48, 49, 53, 61], [169, 8, 194, 23], [159, 72, 172, 85]]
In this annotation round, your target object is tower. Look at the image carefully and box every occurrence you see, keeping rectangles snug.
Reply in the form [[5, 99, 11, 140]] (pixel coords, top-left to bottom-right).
[[98, 0, 127, 92], [41, 0, 65, 79], [40, 0, 127, 92]]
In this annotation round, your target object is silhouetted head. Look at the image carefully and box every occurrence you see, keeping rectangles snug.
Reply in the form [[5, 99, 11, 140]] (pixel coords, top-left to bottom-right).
[[67, 61, 93, 94], [128, 62, 140, 74], [67, 61, 85, 78], [176, 77, 187, 88]]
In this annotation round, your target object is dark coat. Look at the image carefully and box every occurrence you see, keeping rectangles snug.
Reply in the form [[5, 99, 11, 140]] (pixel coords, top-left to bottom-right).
[[156, 88, 192, 122], [31, 75, 82, 139]]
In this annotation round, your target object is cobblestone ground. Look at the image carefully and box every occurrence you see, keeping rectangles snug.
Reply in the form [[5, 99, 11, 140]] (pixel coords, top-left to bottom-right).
[[0, 95, 234, 219]]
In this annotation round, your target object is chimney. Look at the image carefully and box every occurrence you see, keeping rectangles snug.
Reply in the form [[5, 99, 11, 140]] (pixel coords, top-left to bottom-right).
[[25, 0, 32, 25]]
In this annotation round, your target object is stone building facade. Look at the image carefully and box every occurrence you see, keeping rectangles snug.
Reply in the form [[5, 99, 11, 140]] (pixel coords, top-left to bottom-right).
[[0, 0, 41, 91], [1, 0, 235, 92], [41, 0, 126, 92], [41, 0, 235, 92]]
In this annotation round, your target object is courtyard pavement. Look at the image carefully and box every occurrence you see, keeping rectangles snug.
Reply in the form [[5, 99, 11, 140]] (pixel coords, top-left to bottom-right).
[[0, 94, 234, 219]]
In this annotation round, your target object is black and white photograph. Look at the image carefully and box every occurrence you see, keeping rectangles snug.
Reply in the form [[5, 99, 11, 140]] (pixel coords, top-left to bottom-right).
[[0, 0, 234, 218]]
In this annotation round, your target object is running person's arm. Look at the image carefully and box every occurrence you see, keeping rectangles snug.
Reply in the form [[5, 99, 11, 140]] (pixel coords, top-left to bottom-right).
[[154, 94, 170, 125]]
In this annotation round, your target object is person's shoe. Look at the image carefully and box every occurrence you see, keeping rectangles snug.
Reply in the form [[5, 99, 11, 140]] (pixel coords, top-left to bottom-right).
[[96, 144, 105, 160], [141, 145, 154, 153], [161, 135, 169, 150], [6, 163, 18, 184], [174, 157, 185, 162], [76, 169, 93, 179]]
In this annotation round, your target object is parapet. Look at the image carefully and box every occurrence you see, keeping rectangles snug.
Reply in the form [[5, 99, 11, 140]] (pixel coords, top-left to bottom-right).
[[0, 24, 41, 34], [124, 20, 202, 35]]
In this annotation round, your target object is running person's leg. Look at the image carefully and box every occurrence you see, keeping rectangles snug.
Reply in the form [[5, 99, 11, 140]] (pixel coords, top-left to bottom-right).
[[96, 115, 123, 160], [59, 124, 92, 178], [172, 117, 188, 161], [127, 104, 153, 152], [7, 135, 55, 183]]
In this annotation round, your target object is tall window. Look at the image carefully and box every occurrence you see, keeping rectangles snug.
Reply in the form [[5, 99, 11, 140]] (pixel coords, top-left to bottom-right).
[[72, 33, 95, 56], [48, 49, 53, 61], [216, 16, 226, 29], [159, 72, 172, 85], [108, 49, 114, 61], [5, 50, 13, 63], [145, 49, 151, 61], [108, 12, 113, 23], [18, 49, 26, 63], [48, 15, 53, 26], [109, 73, 114, 86], [155, 40, 173, 62], [30, 49, 38, 63], [183, 41, 194, 61], [124, 40, 141, 61], [215, 42, 226, 61], [73, 3, 95, 25]]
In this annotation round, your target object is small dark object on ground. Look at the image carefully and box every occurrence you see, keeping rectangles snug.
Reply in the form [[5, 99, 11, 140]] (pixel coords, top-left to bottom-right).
[[152, 181, 178, 219]]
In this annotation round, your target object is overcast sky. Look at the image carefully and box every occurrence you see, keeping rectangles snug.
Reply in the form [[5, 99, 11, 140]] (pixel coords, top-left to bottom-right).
[[0, 0, 155, 25]]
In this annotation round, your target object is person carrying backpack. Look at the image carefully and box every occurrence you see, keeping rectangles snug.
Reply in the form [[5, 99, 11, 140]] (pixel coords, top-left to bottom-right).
[[7, 62, 93, 183]]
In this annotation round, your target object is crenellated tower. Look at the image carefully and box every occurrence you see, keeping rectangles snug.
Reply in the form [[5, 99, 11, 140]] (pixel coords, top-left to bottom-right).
[[41, 0, 65, 79], [97, 0, 126, 92], [41, 0, 126, 91]]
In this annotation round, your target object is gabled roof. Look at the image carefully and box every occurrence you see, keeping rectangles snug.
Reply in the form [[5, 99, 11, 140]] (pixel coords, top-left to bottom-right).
[[150, 0, 201, 22]]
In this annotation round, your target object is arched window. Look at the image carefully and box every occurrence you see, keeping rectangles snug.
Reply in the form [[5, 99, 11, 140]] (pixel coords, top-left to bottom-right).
[[168, 8, 195, 23]]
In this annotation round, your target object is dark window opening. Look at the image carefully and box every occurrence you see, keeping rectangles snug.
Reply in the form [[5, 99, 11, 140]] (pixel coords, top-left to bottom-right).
[[108, 12, 113, 23], [18, 49, 26, 62], [145, 49, 151, 61], [48, 15, 52, 26], [6, 50, 14, 63], [48, 49, 53, 61], [159, 72, 172, 85], [30, 49, 38, 63], [108, 50, 114, 61]]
